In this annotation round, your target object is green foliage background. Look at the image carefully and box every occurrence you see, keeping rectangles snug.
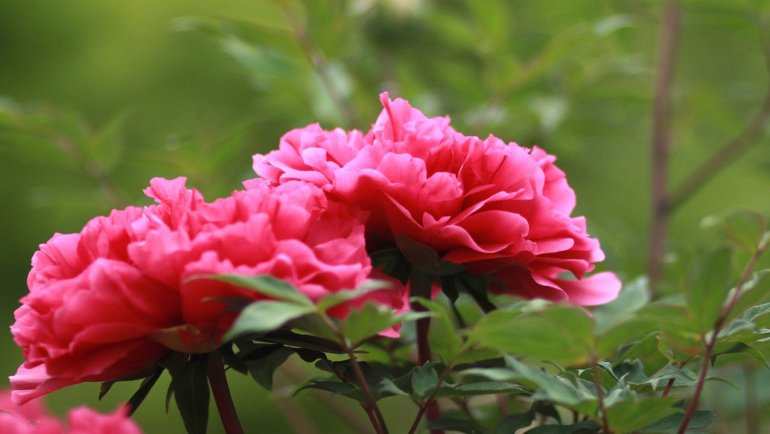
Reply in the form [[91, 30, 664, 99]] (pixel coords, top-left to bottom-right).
[[1, 0, 769, 432]]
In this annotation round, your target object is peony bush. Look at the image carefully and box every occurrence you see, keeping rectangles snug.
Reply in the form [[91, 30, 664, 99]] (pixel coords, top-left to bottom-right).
[[6, 94, 770, 434]]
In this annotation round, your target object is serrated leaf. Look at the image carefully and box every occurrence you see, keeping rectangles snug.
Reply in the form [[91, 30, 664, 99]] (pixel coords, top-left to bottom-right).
[[606, 397, 679, 433], [223, 301, 315, 341], [169, 356, 210, 434], [412, 364, 440, 400], [470, 304, 594, 366], [204, 274, 313, 306], [686, 247, 733, 331], [340, 302, 401, 345]]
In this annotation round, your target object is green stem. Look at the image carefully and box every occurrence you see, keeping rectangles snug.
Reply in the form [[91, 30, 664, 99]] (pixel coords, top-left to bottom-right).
[[207, 352, 245, 434]]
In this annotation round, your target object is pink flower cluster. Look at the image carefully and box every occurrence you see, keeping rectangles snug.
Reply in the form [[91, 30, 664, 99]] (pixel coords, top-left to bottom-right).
[[9, 93, 619, 414], [254, 93, 621, 304], [0, 391, 141, 434], [11, 178, 395, 404]]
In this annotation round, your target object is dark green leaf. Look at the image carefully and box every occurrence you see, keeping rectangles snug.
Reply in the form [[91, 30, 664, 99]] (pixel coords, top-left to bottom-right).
[[295, 379, 364, 402], [246, 346, 294, 390], [127, 368, 163, 415], [169, 356, 210, 434], [412, 363, 440, 400], [436, 381, 525, 398], [223, 301, 315, 341]]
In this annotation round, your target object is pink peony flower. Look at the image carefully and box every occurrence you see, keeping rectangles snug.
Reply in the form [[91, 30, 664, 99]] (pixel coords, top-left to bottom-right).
[[13, 176, 404, 403], [0, 390, 141, 434], [252, 93, 621, 305]]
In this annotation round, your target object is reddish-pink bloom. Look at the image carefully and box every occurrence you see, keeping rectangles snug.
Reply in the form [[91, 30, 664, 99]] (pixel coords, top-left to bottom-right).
[[13, 177, 404, 402], [0, 391, 141, 434], [253, 93, 620, 305]]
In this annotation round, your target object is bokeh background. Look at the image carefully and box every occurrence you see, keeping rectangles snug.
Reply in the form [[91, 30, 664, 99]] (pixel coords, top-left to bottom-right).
[[1, 0, 769, 432]]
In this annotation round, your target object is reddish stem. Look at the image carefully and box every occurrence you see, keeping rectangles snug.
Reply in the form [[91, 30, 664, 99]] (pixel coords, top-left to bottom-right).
[[208, 353, 245, 434]]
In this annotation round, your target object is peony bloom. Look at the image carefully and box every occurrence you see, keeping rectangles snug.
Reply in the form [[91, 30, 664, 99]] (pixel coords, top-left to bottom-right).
[[12, 177, 404, 402], [252, 93, 621, 305], [0, 390, 141, 434]]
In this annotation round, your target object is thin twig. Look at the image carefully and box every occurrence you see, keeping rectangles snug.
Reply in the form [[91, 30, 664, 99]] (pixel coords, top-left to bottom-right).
[[275, 1, 361, 128], [648, 1, 682, 291], [320, 315, 389, 434], [666, 31, 770, 212], [677, 235, 769, 434]]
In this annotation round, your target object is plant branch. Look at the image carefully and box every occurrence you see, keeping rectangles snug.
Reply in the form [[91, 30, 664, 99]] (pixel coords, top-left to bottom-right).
[[648, 1, 682, 290], [666, 32, 770, 212], [320, 315, 389, 434], [275, 1, 361, 128], [208, 352, 245, 434], [677, 234, 769, 434]]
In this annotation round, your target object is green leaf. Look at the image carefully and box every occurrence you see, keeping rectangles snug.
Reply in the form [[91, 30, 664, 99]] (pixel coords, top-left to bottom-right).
[[436, 381, 525, 398], [686, 247, 733, 331], [724, 270, 770, 324], [638, 410, 716, 433], [295, 379, 363, 402], [169, 356, 210, 434], [340, 302, 401, 346], [470, 303, 594, 366], [245, 345, 294, 390], [316, 279, 393, 311], [411, 364, 440, 400], [126, 368, 163, 415], [204, 274, 313, 306], [412, 298, 462, 363], [593, 276, 649, 334], [223, 301, 315, 341], [606, 398, 679, 433], [463, 358, 597, 414]]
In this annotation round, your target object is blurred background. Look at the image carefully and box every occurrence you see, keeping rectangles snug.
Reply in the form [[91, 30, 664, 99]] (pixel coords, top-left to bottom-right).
[[1, 0, 769, 432]]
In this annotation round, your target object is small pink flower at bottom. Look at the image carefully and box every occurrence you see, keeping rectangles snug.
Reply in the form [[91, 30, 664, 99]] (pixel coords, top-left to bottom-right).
[[0, 391, 141, 434]]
